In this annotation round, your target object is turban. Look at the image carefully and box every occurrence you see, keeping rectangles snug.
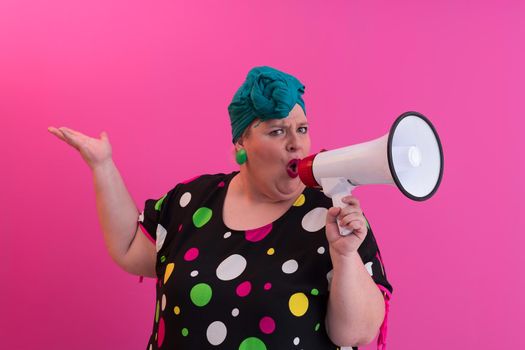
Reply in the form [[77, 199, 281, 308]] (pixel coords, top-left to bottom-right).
[[228, 66, 306, 143]]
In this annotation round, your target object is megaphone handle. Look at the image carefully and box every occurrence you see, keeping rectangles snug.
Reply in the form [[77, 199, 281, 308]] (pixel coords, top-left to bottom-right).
[[319, 177, 356, 236], [332, 191, 354, 236]]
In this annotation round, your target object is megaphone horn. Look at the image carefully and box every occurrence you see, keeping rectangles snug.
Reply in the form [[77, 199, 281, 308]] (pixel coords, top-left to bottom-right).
[[297, 111, 444, 235]]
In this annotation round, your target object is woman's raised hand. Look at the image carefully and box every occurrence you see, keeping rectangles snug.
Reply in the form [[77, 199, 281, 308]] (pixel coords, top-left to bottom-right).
[[48, 126, 156, 276], [48, 126, 113, 170]]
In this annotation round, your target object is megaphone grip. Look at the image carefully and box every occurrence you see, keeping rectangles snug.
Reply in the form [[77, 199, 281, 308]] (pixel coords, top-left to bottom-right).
[[319, 177, 356, 236], [331, 192, 353, 236]]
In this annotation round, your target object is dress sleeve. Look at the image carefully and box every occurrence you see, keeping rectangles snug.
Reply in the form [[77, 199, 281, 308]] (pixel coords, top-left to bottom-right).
[[138, 183, 183, 252], [357, 216, 393, 293], [138, 177, 198, 252], [138, 194, 167, 245], [357, 215, 393, 350]]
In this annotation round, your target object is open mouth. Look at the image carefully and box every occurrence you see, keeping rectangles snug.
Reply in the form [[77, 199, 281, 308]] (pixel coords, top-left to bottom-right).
[[286, 159, 299, 178]]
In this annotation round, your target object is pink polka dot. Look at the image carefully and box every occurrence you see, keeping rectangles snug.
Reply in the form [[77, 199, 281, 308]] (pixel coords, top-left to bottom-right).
[[245, 223, 273, 242], [218, 181, 225, 187], [178, 224, 183, 232], [236, 281, 252, 297], [264, 283, 272, 290], [259, 316, 275, 334], [184, 248, 199, 261], [157, 317, 165, 347]]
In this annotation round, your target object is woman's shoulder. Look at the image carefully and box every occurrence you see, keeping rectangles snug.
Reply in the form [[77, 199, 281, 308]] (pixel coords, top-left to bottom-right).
[[155, 171, 235, 213], [160, 171, 236, 199], [176, 171, 236, 188]]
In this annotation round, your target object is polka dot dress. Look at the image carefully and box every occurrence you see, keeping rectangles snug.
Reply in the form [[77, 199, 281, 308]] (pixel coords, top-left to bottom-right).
[[139, 172, 393, 350]]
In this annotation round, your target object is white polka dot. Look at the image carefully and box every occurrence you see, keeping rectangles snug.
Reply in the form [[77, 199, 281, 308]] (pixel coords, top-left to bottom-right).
[[293, 337, 300, 345], [179, 192, 192, 207], [138, 211, 144, 223], [190, 270, 199, 277], [223, 231, 232, 239], [149, 344, 152, 350], [317, 246, 325, 254], [206, 321, 227, 346], [216, 254, 247, 281], [282, 259, 299, 274], [231, 308, 239, 317], [156, 224, 167, 252], [301, 207, 328, 232], [365, 261, 374, 276], [161, 294, 167, 311]]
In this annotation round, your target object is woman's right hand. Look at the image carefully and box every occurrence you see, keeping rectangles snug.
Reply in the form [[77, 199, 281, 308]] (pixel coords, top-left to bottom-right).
[[48, 126, 113, 170]]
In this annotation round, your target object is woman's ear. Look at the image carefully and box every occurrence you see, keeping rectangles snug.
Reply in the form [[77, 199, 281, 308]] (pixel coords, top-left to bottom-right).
[[235, 137, 244, 149]]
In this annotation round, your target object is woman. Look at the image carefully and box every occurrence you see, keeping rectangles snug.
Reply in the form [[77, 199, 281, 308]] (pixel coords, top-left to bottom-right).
[[48, 66, 392, 350]]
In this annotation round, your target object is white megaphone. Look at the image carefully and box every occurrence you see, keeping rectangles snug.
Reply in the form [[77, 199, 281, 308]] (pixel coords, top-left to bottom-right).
[[297, 111, 444, 236]]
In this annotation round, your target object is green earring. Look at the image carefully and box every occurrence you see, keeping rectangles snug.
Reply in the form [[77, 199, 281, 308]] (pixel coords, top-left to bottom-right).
[[235, 149, 247, 165]]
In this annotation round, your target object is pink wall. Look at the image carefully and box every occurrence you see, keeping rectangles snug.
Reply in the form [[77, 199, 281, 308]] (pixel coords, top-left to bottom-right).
[[2, 0, 524, 349]]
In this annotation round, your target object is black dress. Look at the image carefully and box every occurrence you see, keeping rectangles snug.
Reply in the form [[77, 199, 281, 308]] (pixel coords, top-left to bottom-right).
[[139, 172, 393, 350]]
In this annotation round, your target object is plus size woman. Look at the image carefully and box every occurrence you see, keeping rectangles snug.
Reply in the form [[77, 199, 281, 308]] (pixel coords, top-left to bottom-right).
[[49, 66, 393, 350]]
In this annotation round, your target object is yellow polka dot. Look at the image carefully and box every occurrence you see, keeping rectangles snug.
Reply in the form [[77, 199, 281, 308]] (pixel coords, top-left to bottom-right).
[[289, 292, 309, 317], [293, 194, 305, 207], [164, 263, 175, 284], [267, 248, 275, 255], [174, 306, 181, 315]]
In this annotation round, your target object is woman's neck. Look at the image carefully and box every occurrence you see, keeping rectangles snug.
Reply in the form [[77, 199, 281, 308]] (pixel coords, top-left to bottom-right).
[[232, 170, 304, 206]]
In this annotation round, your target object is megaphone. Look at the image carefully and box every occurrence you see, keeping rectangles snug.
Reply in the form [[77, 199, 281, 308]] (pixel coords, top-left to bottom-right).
[[298, 111, 444, 236]]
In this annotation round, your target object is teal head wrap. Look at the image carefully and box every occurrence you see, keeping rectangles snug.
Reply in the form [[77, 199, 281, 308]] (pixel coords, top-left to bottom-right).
[[228, 66, 306, 143]]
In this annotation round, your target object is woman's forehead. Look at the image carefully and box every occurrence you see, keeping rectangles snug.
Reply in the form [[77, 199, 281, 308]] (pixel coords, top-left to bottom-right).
[[263, 114, 308, 127]]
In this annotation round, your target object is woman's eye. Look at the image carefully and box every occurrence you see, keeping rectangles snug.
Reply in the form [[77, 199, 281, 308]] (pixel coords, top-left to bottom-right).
[[270, 129, 284, 136], [298, 126, 308, 134]]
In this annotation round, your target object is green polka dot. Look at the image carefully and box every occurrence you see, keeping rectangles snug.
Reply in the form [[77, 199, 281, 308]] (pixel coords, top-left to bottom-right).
[[192, 207, 213, 228], [238, 337, 267, 350], [155, 300, 160, 322], [315, 323, 320, 331], [311, 288, 319, 296], [365, 218, 370, 230], [160, 255, 166, 263], [155, 194, 167, 211], [190, 283, 212, 307], [181, 328, 189, 337]]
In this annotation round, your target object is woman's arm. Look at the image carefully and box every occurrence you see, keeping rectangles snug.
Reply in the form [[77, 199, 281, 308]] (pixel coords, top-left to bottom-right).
[[48, 127, 156, 277], [92, 159, 156, 277], [324, 197, 386, 347], [326, 251, 385, 346]]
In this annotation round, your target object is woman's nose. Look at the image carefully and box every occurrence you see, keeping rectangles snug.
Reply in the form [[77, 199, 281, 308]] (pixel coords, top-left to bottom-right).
[[286, 134, 301, 152]]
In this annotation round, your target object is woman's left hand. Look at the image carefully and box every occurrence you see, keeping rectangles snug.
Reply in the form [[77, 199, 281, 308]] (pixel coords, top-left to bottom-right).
[[325, 195, 368, 258]]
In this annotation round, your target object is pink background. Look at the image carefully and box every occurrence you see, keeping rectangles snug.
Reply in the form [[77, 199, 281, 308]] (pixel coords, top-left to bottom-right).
[[2, 0, 524, 349]]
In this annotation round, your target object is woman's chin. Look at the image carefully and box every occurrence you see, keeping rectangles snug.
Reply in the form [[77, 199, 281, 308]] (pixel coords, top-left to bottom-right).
[[276, 177, 304, 197]]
